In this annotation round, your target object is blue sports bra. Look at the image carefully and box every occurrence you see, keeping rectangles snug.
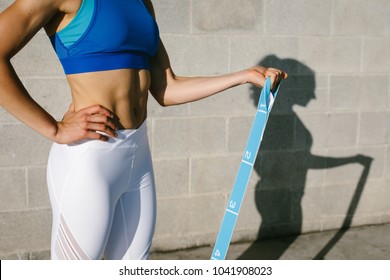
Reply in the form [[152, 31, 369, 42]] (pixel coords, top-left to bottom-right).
[[49, 0, 160, 74]]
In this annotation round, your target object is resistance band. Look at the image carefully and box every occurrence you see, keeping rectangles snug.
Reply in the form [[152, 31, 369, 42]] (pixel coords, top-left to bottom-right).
[[211, 77, 281, 260]]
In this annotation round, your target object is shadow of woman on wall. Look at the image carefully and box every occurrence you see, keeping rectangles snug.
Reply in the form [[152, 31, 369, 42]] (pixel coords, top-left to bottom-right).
[[238, 55, 372, 260]]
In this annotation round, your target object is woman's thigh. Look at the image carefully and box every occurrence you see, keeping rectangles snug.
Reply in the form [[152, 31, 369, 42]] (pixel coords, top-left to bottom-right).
[[104, 181, 156, 260], [47, 144, 135, 260]]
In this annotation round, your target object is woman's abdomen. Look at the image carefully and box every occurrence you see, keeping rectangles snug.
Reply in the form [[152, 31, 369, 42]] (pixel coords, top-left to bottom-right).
[[66, 69, 151, 129]]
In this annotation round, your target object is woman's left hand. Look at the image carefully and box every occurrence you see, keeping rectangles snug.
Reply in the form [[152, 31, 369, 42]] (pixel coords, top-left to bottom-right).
[[245, 66, 288, 91], [265, 67, 288, 91]]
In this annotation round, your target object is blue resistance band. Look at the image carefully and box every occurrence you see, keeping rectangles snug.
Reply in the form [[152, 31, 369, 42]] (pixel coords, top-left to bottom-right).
[[211, 77, 281, 260]]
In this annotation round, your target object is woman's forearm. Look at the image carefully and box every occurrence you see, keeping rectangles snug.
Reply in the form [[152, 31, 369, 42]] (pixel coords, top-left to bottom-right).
[[154, 65, 273, 107], [160, 70, 248, 106]]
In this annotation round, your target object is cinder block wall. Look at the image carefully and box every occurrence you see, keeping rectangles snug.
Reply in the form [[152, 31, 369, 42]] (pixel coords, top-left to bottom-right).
[[1, 0, 389, 259]]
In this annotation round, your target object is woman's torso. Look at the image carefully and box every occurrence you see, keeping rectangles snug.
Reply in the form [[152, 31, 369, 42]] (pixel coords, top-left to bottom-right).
[[45, 0, 158, 129], [66, 69, 151, 129]]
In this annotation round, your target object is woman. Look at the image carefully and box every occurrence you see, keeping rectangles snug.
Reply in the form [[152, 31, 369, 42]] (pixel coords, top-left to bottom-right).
[[0, 0, 287, 260]]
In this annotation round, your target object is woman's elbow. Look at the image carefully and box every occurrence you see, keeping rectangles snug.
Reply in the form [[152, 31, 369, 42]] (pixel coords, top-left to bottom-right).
[[150, 75, 179, 107], [151, 90, 170, 107]]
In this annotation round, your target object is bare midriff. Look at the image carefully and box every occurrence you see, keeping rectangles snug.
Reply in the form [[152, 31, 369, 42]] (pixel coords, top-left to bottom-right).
[[66, 68, 151, 129]]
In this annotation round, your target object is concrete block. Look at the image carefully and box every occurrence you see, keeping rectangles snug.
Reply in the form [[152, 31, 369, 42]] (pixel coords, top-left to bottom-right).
[[256, 222, 302, 239], [298, 37, 361, 73], [359, 111, 389, 146], [330, 76, 390, 111], [299, 112, 359, 149], [357, 146, 387, 180], [228, 114, 296, 154], [296, 113, 329, 149], [388, 81, 390, 110], [153, 158, 189, 198], [152, 117, 226, 158], [0, 108, 19, 124], [0, 124, 52, 167], [381, 211, 390, 224], [257, 150, 325, 191], [321, 214, 381, 232], [0, 1, 13, 11], [300, 220, 323, 235], [193, 0, 263, 33], [262, 114, 296, 151], [230, 38, 299, 73], [349, 214, 383, 229], [321, 216, 348, 232], [152, 0, 191, 34], [0, 168, 27, 211], [363, 38, 390, 73], [11, 33, 63, 77], [245, 74, 327, 115], [0, 209, 51, 254], [386, 147, 390, 180], [332, 0, 390, 36], [389, 118, 390, 144], [384, 179, 390, 211], [282, 73, 319, 89], [321, 183, 357, 217], [304, 149, 328, 188], [253, 188, 294, 227], [234, 189, 262, 232], [155, 194, 226, 236], [324, 151, 370, 187], [145, 119, 157, 154], [190, 155, 240, 194], [288, 83, 329, 114], [329, 113, 359, 148], [24, 78, 71, 120], [354, 181, 390, 217], [161, 34, 229, 76], [189, 86, 255, 117], [147, 96, 190, 118], [268, 74, 328, 115], [151, 231, 217, 253], [300, 186, 324, 224], [27, 167, 50, 208], [227, 116, 252, 153], [230, 228, 258, 245], [265, 0, 332, 36]]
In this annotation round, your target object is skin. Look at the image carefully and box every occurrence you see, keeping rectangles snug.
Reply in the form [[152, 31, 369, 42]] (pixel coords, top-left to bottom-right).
[[0, 0, 287, 145]]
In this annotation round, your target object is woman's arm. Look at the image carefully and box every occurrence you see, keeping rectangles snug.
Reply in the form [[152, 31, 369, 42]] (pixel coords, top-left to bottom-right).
[[0, 0, 116, 144], [149, 40, 286, 107]]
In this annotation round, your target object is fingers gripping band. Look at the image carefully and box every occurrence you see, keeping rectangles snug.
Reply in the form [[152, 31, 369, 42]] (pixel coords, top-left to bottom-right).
[[211, 78, 281, 260]]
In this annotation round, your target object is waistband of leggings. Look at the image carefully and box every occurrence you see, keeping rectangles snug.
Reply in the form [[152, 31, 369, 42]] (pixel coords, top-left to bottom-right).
[[64, 118, 148, 148], [113, 118, 148, 142]]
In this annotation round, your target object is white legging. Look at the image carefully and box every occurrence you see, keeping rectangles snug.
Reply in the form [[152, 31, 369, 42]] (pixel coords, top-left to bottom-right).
[[46, 120, 156, 260]]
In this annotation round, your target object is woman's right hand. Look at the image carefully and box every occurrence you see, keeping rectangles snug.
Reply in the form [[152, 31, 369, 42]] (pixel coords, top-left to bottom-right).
[[54, 104, 118, 144]]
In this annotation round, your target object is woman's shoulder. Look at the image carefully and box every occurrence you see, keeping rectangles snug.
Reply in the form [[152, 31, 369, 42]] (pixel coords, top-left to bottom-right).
[[7, 0, 75, 13]]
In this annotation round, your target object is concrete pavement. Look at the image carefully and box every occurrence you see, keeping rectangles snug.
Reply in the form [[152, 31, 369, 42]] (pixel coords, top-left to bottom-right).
[[150, 223, 390, 260]]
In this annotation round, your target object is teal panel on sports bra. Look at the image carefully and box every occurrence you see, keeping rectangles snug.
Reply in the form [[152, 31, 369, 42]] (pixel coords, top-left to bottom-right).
[[57, 0, 94, 47]]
